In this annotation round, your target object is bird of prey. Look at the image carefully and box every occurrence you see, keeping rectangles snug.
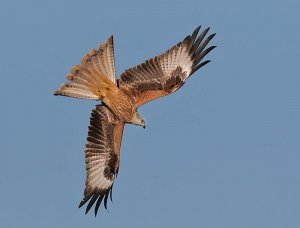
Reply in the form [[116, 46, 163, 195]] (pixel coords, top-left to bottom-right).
[[54, 26, 216, 216]]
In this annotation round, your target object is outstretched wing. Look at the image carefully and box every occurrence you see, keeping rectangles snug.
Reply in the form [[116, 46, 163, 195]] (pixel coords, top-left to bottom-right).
[[78, 105, 124, 216], [119, 26, 216, 108], [54, 36, 116, 99]]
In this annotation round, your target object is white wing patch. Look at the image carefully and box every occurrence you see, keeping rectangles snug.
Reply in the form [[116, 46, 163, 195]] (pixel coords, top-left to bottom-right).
[[85, 154, 114, 190], [160, 45, 193, 78]]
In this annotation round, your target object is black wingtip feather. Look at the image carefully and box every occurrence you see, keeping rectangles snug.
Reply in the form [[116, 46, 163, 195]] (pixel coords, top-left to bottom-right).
[[94, 194, 105, 217], [207, 33, 216, 42], [109, 184, 114, 202], [85, 194, 99, 215], [191, 60, 211, 75], [104, 191, 109, 210], [195, 46, 217, 63], [183, 35, 190, 42], [195, 35, 216, 58], [188, 25, 216, 74], [190, 26, 201, 42], [78, 194, 93, 208], [79, 187, 115, 216], [190, 27, 210, 55]]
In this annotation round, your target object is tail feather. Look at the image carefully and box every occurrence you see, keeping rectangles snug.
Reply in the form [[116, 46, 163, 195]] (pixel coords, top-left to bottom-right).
[[54, 36, 116, 100], [54, 83, 99, 100]]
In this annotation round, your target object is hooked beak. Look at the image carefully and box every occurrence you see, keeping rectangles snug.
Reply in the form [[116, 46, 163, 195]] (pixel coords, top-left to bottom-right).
[[143, 125, 146, 129]]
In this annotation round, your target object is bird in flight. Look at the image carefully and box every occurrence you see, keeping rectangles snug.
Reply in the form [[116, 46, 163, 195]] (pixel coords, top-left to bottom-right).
[[54, 26, 216, 216]]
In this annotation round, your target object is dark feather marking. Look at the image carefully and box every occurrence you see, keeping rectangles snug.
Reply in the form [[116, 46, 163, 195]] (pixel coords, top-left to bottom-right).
[[85, 148, 105, 154], [94, 194, 105, 217], [88, 130, 103, 141], [85, 143, 106, 151], [195, 46, 217, 64], [195, 33, 216, 57], [87, 136, 104, 145], [104, 191, 109, 210], [152, 57, 162, 75], [78, 194, 93, 208], [144, 61, 154, 75], [85, 193, 99, 214], [109, 183, 114, 202], [137, 81, 163, 93], [190, 26, 201, 44], [85, 152, 106, 159], [186, 26, 200, 50], [164, 77, 184, 93], [88, 125, 102, 135], [116, 166, 120, 176], [191, 60, 211, 75], [161, 66, 185, 93], [192, 27, 210, 54], [183, 35, 190, 43], [104, 154, 118, 180], [79, 186, 115, 216]]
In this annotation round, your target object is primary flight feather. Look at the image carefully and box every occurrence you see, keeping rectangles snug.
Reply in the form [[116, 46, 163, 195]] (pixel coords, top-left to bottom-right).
[[54, 25, 216, 216]]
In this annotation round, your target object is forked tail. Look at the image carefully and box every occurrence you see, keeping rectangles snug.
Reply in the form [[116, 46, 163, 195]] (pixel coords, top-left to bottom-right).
[[54, 36, 117, 100]]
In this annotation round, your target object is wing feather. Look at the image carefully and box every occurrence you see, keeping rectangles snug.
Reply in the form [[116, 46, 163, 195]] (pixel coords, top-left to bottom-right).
[[78, 105, 124, 216], [119, 26, 216, 107]]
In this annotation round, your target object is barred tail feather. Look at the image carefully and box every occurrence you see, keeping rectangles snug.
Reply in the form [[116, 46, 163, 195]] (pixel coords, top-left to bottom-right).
[[54, 36, 117, 100], [54, 64, 109, 100]]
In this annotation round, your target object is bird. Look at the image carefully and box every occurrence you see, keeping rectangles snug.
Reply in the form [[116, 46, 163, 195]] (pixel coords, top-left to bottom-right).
[[54, 25, 216, 216]]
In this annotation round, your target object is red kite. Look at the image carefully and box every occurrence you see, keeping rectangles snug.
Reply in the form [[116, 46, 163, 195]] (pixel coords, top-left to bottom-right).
[[54, 26, 216, 216]]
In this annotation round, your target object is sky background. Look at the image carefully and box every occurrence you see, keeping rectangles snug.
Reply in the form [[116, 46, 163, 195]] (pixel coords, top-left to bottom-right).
[[1, 0, 299, 227]]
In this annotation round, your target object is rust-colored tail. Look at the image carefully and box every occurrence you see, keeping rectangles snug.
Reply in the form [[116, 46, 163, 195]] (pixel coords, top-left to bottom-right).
[[54, 36, 117, 100]]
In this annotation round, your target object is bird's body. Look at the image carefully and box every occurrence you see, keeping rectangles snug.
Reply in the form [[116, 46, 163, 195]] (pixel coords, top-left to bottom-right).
[[54, 26, 216, 216], [91, 74, 136, 123]]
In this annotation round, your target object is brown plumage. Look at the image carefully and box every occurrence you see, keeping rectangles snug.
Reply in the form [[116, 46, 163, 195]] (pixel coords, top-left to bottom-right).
[[54, 25, 216, 216]]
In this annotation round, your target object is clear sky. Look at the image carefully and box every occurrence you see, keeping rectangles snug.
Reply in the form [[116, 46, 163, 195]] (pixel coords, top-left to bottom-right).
[[1, 0, 299, 227]]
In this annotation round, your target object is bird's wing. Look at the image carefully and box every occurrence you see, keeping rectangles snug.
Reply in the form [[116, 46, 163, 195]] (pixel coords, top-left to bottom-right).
[[54, 36, 116, 99], [78, 105, 124, 216], [119, 26, 216, 108]]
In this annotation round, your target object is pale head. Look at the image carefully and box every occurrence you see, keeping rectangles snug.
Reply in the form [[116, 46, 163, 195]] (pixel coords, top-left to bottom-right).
[[130, 112, 146, 128]]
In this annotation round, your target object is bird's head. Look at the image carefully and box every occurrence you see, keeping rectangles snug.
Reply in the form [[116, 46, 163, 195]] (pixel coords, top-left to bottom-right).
[[131, 112, 146, 129]]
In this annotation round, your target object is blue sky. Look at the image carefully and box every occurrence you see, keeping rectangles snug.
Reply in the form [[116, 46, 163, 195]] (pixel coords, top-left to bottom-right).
[[1, 0, 300, 227]]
